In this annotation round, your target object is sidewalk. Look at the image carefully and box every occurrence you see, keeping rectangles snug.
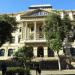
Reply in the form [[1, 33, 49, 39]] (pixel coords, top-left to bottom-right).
[[30, 69, 75, 75]]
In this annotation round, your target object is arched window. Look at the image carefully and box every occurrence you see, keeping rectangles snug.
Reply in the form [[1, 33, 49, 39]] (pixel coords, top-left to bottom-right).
[[0, 49, 5, 56], [8, 49, 13, 56]]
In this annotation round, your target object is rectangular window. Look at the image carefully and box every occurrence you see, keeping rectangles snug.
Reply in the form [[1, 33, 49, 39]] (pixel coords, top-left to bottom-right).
[[18, 35, 21, 43], [8, 49, 13, 56], [19, 27, 22, 32], [10, 37, 15, 43]]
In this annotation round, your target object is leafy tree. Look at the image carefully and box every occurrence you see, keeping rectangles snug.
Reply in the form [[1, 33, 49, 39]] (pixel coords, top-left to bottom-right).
[[14, 46, 33, 69], [0, 14, 17, 46], [43, 11, 72, 70]]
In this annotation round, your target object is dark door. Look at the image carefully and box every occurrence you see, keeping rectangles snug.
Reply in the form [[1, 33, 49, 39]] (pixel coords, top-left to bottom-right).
[[37, 46, 44, 57]]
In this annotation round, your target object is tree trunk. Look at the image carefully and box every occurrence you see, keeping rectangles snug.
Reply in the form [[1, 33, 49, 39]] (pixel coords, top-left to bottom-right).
[[57, 54, 61, 70]]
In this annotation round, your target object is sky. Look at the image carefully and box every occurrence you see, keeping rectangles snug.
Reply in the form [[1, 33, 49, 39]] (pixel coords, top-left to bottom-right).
[[0, 0, 75, 13]]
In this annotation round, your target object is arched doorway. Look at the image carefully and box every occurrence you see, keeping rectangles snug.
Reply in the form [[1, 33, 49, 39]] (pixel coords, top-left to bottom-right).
[[37, 46, 44, 57]]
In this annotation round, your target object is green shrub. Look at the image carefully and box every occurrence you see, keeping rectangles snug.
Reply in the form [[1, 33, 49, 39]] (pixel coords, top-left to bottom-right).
[[7, 67, 30, 75]]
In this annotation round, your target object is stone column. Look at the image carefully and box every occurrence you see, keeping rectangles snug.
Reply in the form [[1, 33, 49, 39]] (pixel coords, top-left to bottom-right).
[[4, 47, 8, 57], [4, 50, 7, 57], [22, 22, 24, 40], [69, 12, 73, 20], [60, 11, 64, 19], [34, 22, 36, 40], [21, 22, 28, 40], [15, 33, 18, 44], [25, 22, 27, 40], [33, 47, 37, 57], [44, 47, 48, 57]]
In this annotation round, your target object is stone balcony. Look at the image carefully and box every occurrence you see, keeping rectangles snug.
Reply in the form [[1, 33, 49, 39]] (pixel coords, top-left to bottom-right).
[[25, 32, 46, 43], [25, 39, 46, 43]]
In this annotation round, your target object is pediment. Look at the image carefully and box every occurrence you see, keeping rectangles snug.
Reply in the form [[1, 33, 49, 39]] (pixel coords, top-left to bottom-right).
[[21, 9, 49, 17]]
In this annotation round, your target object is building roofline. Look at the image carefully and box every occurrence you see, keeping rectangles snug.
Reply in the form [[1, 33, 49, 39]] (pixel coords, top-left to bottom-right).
[[29, 4, 52, 9]]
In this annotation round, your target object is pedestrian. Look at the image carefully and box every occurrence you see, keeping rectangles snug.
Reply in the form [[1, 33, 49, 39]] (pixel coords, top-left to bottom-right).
[[38, 67, 41, 75], [1, 61, 7, 75], [36, 64, 41, 75]]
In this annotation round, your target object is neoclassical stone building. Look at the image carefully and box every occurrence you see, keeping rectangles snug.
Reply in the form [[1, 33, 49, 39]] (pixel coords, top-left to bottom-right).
[[0, 4, 75, 64]]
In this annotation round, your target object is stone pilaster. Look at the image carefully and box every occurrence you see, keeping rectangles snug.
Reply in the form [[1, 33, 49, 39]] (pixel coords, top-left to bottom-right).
[[15, 33, 18, 44], [44, 47, 48, 57], [4, 48, 8, 57], [33, 47, 37, 57]]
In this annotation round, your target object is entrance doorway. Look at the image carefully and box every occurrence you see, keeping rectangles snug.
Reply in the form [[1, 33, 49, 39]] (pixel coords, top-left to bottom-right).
[[37, 46, 44, 57]]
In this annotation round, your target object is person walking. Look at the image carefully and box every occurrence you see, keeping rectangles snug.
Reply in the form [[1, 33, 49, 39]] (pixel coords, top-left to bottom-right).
[[36, 64, 41, 75]]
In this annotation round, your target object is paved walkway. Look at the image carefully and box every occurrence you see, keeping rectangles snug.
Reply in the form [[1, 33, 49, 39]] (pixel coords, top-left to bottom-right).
[[30, 69, 75, 75]]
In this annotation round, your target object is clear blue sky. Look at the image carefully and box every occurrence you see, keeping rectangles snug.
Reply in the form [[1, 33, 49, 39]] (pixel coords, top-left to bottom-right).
[[0, 0, 75, 13]]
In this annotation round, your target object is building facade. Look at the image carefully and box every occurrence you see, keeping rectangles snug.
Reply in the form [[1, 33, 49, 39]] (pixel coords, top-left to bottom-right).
[[0, 4, 75, 62]]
